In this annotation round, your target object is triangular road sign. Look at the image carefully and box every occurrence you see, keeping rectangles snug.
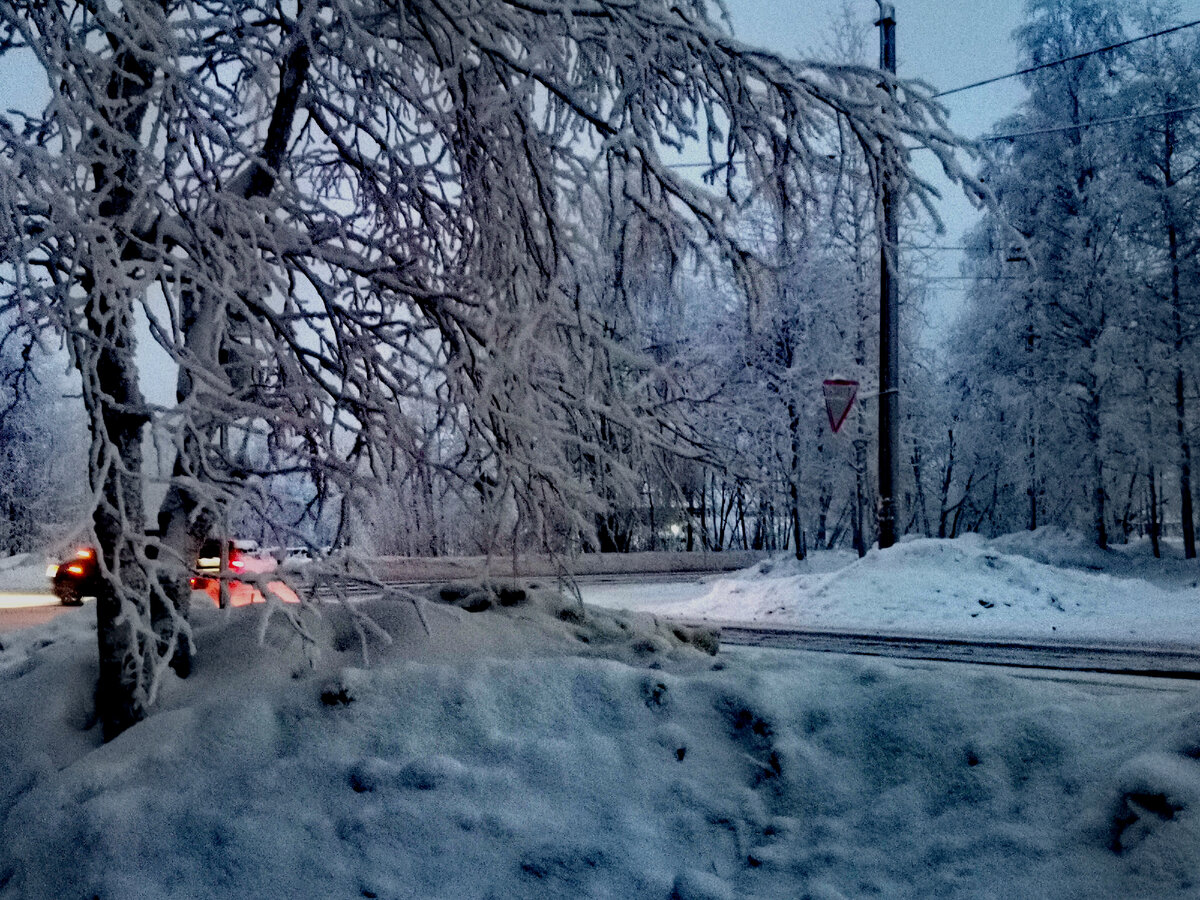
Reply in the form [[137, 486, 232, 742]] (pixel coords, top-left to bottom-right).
[[822, 379, 859, 434]]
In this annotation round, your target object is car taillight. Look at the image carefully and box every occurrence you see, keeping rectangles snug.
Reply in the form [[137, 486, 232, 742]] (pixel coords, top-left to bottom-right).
[[230, 557, 245, 571], [76, 548, 94, 560], [66, 563, 86, 576]]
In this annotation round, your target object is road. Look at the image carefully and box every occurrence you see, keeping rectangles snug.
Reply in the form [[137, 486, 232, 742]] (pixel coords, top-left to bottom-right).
[[0, 595, 80, 634], [576, 580, 1200, 680], [5, 576, 1200, 681], [706, 623, 1200, 680]]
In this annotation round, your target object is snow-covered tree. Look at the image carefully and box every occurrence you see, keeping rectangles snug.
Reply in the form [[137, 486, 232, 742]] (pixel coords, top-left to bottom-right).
[[0, 0, 977, 737], [958, 0, 1131, 547], [0, 325, 88, 553], [1118, 0, 1200, 556], [953, 0, 1200, 548]]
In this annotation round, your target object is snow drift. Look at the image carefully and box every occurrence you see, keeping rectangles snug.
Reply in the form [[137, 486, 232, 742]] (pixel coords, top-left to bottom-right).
[[1, 544, 1199, 898]]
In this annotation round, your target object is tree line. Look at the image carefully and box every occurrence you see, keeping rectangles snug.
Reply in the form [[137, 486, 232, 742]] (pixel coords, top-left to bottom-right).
[[6, 0, 1192, 575], [550, 0, 1200, 560]]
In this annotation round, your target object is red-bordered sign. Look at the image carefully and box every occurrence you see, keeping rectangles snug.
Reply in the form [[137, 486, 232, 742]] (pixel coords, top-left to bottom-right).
[[822, 379, 859, 434]]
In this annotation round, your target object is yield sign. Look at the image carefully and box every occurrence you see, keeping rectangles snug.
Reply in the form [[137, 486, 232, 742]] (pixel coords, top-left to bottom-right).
[[822, 379, 859, 434]]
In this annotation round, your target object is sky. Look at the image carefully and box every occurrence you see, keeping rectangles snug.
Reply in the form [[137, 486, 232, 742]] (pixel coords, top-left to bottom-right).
[[721, 0, 1200, 325], [0, 0, 1046, 332], [722, 0, 1030, 327]]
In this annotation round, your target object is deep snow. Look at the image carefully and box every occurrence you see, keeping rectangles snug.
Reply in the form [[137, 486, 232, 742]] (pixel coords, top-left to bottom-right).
[[1, 530, 1198, 899], [588, 529, 1200, 646]]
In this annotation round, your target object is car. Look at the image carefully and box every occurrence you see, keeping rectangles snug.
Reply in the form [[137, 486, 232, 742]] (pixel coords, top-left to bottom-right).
[[46, 547, 100, 605], [48, 538, 295, 608], [193, 538, 274, 581], [284, 546, 313, 564], [191, 538, 296, 607]]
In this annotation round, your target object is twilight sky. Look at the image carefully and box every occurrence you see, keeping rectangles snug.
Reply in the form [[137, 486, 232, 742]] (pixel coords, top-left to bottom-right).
[[726, 0, 1200, 323], [726, 0, 1031, 323]]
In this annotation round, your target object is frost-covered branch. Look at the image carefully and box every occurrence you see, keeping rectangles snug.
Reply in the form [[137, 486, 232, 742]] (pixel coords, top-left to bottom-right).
[[0, 0, 980, 736]]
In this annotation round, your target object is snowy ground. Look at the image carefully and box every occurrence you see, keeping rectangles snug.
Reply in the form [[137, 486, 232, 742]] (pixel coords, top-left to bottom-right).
[[584, 529, 1200, 647], [1, 530, 1199, 898]]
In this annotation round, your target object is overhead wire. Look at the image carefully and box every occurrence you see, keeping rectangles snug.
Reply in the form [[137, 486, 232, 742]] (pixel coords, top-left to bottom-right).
[[934, 17, 1200, 98], [982, 101, 1200, 142], [662, 16, 1200, 181], [648, 19, 1200, 303]]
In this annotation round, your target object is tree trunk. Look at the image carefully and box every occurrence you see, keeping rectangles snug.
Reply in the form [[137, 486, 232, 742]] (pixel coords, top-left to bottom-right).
[[1025, 288, 1039, 533], [816, 489, 825, 547], [787, 399, 805, 561], [949, 471, 975, 539], [1027, 415, 1038, 531], [736, 487, 749, 550], [853, 437, 869, 557], [1149, 466, 1161, 559], [153, 26, 314, 650], [938, 429, 955, 539], [1088, 388, 1108, 550], [90, 292, 152, 741], [1118, 470, 1138, 543], [1162, 112, 1195, 559], [1178, 371, 1195, 558], [83, 5, 165, 740], [910, 441, 929, 536]]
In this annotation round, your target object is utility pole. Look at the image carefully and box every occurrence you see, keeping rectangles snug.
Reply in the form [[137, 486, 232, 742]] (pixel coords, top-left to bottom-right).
[[876, 1, 900, 549]]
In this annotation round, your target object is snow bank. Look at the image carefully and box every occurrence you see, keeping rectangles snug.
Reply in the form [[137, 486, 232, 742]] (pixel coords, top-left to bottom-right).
[[1, 571, 1199, 898], [651, 532, 1200, 644], [0, 553, 58, 598]]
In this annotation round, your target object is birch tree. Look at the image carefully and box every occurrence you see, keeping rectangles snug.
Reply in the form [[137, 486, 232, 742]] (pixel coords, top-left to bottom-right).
[[1121, 0, 1200, 557], [1, 0, 978, 738]]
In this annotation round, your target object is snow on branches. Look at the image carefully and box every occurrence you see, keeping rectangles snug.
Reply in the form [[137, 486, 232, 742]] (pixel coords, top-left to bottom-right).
[[0, 0, 978, 736]]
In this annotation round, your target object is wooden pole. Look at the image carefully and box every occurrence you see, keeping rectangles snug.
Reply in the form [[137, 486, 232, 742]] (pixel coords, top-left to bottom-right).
[[876, 2, 900, 550]]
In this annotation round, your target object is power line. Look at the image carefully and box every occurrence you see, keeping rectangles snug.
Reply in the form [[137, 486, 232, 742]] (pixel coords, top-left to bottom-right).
[[935, 18, 1200, 98], [983, 100, 1200, 142], [666, 23, 1200, 165], [667, 98, 1200, 169]]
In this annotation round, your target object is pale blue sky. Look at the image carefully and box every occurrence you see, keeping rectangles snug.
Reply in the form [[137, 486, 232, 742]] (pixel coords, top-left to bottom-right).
[[727, 0, 1200, 321]]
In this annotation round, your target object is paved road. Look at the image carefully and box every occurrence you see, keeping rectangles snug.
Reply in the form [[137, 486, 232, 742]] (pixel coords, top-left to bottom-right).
[[0, 599, 79, 634], [708, 623, 1200, 680]]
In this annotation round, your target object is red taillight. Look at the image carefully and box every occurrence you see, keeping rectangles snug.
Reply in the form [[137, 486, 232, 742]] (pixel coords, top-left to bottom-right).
[[77, 548, 94, 560], [66, 563, 86, 576], [230, 557, 245, 571]]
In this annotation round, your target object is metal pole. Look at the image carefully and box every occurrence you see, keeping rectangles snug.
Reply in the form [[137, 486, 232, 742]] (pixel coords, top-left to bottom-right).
[[876, 2, 900, 549]]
